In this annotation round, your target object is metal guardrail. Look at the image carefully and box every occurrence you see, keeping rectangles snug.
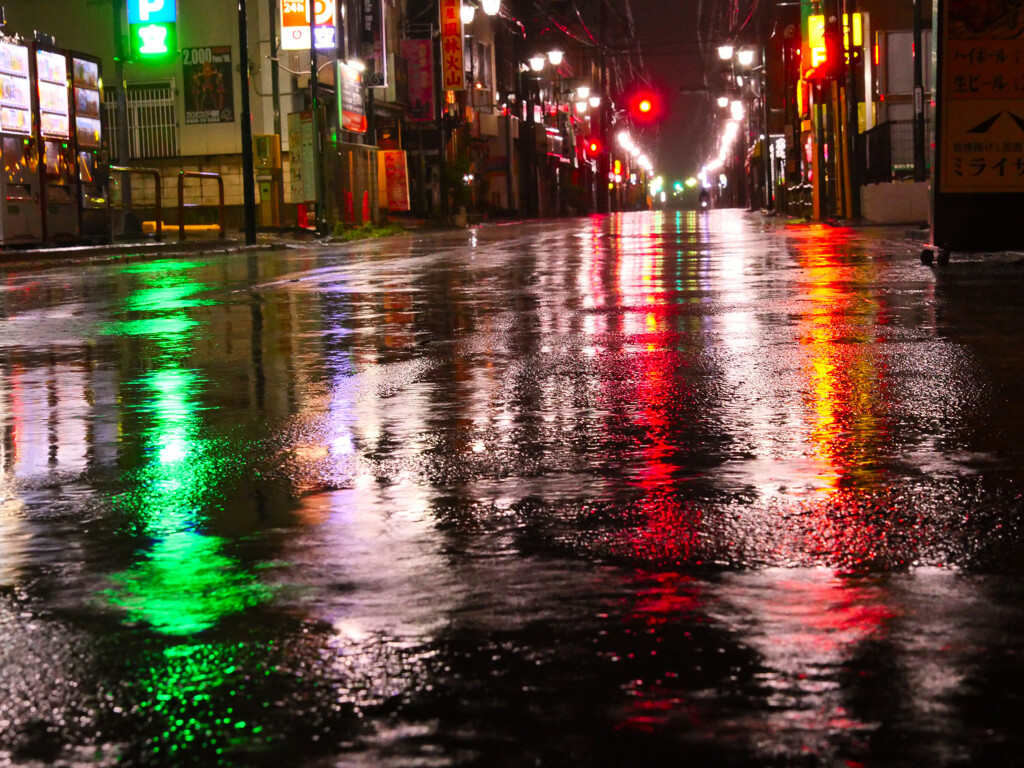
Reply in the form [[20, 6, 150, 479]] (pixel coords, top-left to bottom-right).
[[110, 166, 163, 241], [785, 183, 814, 219], [177, 171, 225, 242], [858, 120, 924, 185]]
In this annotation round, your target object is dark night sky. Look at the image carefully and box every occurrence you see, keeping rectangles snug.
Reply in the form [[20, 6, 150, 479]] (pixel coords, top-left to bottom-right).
[[632, 0, 717, 182]]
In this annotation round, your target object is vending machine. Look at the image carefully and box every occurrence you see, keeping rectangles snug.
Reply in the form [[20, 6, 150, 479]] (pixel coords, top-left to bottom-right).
[[70, 52, 109, 243], [34, 44, 78, 245], [0, 36, 43, 245]]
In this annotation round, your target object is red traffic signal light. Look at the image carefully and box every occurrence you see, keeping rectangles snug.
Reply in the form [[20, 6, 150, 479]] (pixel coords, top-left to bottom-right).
[[626, 85, 667, 125], [584, 136, 603, 159]]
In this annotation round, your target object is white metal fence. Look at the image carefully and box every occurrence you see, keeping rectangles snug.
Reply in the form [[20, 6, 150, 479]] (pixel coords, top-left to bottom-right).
[[101, 81, 178, 160]]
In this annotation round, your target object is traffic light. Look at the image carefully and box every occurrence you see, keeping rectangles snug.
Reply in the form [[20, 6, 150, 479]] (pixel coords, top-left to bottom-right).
[[625, 84, 667, 126], [584, 136, 603, 160]]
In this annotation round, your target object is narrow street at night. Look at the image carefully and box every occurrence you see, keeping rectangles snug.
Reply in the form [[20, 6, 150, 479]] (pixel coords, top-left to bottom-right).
[[3, 211, 1024, 766]]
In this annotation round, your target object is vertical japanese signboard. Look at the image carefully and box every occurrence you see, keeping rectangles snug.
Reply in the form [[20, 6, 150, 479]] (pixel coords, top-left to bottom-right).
[[939, 5, 1024, 192], [337, 62, 367, 133], [356, 0, 387, 87], [280, 0, 337, 51], [401, 38, 435, 121], [287, 111, 315, 203], [182, 46, 234, 124], [127, 0, 178, 59], [438, 0, 465, 91]]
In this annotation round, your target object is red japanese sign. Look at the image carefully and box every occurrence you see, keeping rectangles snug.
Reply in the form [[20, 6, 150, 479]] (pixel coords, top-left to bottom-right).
[[337, 62, 367, 134], [379, 150, 411, 211], [401, 38, 435, 121], [439, 0, 465, 91]]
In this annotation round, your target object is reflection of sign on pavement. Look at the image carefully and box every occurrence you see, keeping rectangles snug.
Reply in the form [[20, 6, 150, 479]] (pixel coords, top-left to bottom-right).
[[941, 17, 1024, 191], [182, 46, 234, 124]]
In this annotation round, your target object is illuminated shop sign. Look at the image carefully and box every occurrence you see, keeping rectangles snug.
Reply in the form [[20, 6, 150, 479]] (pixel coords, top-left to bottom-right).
[[280, 0, 337, 51], [127, 0, 179, 59]]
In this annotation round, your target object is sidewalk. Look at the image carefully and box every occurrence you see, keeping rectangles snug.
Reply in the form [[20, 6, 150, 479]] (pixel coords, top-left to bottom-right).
[[5, 214, 1022, 271]]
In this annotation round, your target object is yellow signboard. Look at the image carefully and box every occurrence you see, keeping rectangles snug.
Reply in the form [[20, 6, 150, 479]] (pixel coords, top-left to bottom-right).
[[806, 13, 863, 69], [941, 35, 1024, 192]]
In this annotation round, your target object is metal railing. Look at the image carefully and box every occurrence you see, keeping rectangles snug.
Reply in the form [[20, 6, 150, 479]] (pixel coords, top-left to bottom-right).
[[785, 183, 814, 219], [177, 171, 225, 242], [857, 120, 926, 184], [110, 166, 163, 241]]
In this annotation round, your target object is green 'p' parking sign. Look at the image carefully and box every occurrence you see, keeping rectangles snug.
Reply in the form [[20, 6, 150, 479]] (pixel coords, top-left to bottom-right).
[[127, 0, 178, 59]]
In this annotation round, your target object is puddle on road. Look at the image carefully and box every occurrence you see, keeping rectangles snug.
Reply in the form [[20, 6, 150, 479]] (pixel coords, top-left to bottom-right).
[[1, 211, 1024, 764]]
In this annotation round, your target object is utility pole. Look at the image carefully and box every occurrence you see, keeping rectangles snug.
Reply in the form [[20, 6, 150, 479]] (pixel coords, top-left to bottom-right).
[[822, 0, 843, 219], [435, 27, 449, 221], [596, 0, 609, 214], [268, 0, 285, 222], [111, 0, 133, 234], [238, 0, 257, 244], [912, 0, 926, 181], [843, 0, 861, 218], [308, 4, 327, 235]]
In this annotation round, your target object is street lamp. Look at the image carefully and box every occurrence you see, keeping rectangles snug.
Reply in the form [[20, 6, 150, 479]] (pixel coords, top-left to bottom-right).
[[717, 44, 734, 60], [576, 85, 590, 100], [736, 48, 755, 66], [529, 54, 546, 72], [481, 0, 500, 14], [547, 49, 563, 66], [461, 2, 476, 25], [717, 95, 729, 108]]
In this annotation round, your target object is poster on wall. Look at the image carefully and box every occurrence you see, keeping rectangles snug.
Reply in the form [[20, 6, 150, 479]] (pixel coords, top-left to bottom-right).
[[378, 150, 411, 211], [939, 2, 1024, 192], [182, 46, 235, 124], [401, 39, 434, 122]]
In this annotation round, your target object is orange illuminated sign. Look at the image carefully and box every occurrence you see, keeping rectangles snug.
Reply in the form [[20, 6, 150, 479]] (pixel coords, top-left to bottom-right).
[[280, 0, 336, 51]]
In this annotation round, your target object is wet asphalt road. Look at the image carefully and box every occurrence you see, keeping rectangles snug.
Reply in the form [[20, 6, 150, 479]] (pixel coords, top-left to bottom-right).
[[2, 209, 1024, 767]]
